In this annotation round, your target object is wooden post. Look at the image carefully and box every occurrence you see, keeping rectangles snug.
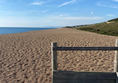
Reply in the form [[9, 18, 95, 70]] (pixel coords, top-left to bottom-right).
[[114, 39, 118, 72], [114, 39, 118, 83], [51, 42, 57, 71], [51, 42, 57, 83]]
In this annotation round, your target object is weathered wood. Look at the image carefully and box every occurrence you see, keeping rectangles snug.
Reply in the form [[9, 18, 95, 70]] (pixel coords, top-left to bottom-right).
[[53, 47, 118, 51], [53, 70, 116, 83], [52, 39, 118, 83], [52, 42, 57, 83], [116, 72, 118, 83], [115, 39, 118, 83], [51, 42, 57, 71], [54, 79, 115, 83], [53, 70, 116, 79], [115, 39, 118, 72]]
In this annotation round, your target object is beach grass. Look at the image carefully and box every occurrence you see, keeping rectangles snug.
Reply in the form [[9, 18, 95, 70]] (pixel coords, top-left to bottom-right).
[[65, 17, 118, 36]]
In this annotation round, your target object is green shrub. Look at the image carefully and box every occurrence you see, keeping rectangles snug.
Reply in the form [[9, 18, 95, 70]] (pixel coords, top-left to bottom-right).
[[77, 19, 118, 36]]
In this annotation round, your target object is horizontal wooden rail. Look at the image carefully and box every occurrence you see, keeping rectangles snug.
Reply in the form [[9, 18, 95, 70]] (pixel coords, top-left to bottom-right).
[[53, 47, 118, 51], [53, 70, 116, 80], [53, 70, 116, 83]]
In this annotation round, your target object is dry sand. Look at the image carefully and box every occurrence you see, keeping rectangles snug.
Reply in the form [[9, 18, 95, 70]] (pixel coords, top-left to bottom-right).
[[0, 28, 118, 83]]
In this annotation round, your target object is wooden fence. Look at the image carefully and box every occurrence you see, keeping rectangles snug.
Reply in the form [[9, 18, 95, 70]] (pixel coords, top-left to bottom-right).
[[51, 39, 118, 83]]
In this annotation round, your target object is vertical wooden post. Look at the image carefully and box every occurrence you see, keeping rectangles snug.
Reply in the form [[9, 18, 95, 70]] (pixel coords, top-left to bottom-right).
[[114, 39, 118, 83], [51, 42, 57, 71], [51, 42, 57, 83], [114, 39, 118, 72]]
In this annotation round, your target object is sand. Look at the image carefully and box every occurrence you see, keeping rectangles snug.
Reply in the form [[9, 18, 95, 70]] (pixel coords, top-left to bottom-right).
[[0, 28, 118, 83]]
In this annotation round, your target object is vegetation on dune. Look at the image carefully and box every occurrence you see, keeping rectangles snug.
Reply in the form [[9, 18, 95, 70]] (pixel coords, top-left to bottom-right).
[[65, 18, 118, 36], [78, 22, 118, 36], [108, 18, 118, 22]]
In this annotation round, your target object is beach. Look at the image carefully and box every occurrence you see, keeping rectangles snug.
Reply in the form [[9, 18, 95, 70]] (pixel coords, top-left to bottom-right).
[[0, 28, 118, 83]]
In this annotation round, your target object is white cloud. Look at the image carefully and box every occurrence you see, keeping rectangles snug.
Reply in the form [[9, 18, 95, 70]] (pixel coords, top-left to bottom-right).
[[31, 2, 45, 5], [43, 20, 51, 22], [51, 16, 102, 20], [0, 14, 103, 27], [97, 1, 118, 8], [27, 11, 38, 13], [47, 0, 53, 2], [113, 0, 118, 2], [58, 0, 77, 8], [59, 14, 64, 16], [0, 16, 43, 27], [91, 12, 93, 14], [79, 0, 86, 2], [53, 12, 60, 14], [48, 16, 103, 26], [30, 0, 53, 6], [107, 14, 115, 17], [41, 10, 49, 13]]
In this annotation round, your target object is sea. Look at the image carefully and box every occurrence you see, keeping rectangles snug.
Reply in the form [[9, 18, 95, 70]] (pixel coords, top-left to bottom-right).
[[0, 27, 58, 34]]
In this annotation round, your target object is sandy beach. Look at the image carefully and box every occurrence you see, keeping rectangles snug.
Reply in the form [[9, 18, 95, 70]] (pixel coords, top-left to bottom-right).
[[0, 28, 118, 83]]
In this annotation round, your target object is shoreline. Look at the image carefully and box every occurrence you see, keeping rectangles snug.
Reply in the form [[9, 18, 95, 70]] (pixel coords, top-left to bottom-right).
[[0, 28, 58, 35]]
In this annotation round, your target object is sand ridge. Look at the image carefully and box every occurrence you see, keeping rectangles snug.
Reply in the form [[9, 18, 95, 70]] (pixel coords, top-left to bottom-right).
[[0, 28, 118, 83]]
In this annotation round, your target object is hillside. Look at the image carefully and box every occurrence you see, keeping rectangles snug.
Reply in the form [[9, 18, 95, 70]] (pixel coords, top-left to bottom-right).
[[65, 18, 118, 36], [108, 18, 118, 22]]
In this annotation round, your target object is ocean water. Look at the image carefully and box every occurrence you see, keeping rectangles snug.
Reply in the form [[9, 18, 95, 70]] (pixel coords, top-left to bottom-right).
[[0, 27, 57, 34]]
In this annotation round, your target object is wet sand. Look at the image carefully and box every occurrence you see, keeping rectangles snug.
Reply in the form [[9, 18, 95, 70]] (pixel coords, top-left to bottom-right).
[[0, 28, 118, 83]]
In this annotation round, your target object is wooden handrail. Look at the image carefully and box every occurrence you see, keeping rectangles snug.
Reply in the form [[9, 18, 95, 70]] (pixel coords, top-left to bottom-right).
[[53, 47, 118, 51]]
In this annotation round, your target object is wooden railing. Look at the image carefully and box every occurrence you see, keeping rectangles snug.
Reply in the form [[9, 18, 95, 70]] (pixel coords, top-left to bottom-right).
[[51, 39, 118, 83]]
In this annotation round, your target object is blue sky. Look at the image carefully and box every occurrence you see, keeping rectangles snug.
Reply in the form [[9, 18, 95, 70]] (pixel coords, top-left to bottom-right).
[[0, 0, 118, 27]]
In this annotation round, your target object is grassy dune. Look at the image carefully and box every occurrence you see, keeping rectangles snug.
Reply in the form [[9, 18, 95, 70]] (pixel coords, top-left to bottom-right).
[[66, 18, 118, 36]]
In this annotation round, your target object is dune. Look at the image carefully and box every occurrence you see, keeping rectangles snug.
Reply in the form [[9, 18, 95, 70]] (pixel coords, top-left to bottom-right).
[[0, 28, 118, 83]]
